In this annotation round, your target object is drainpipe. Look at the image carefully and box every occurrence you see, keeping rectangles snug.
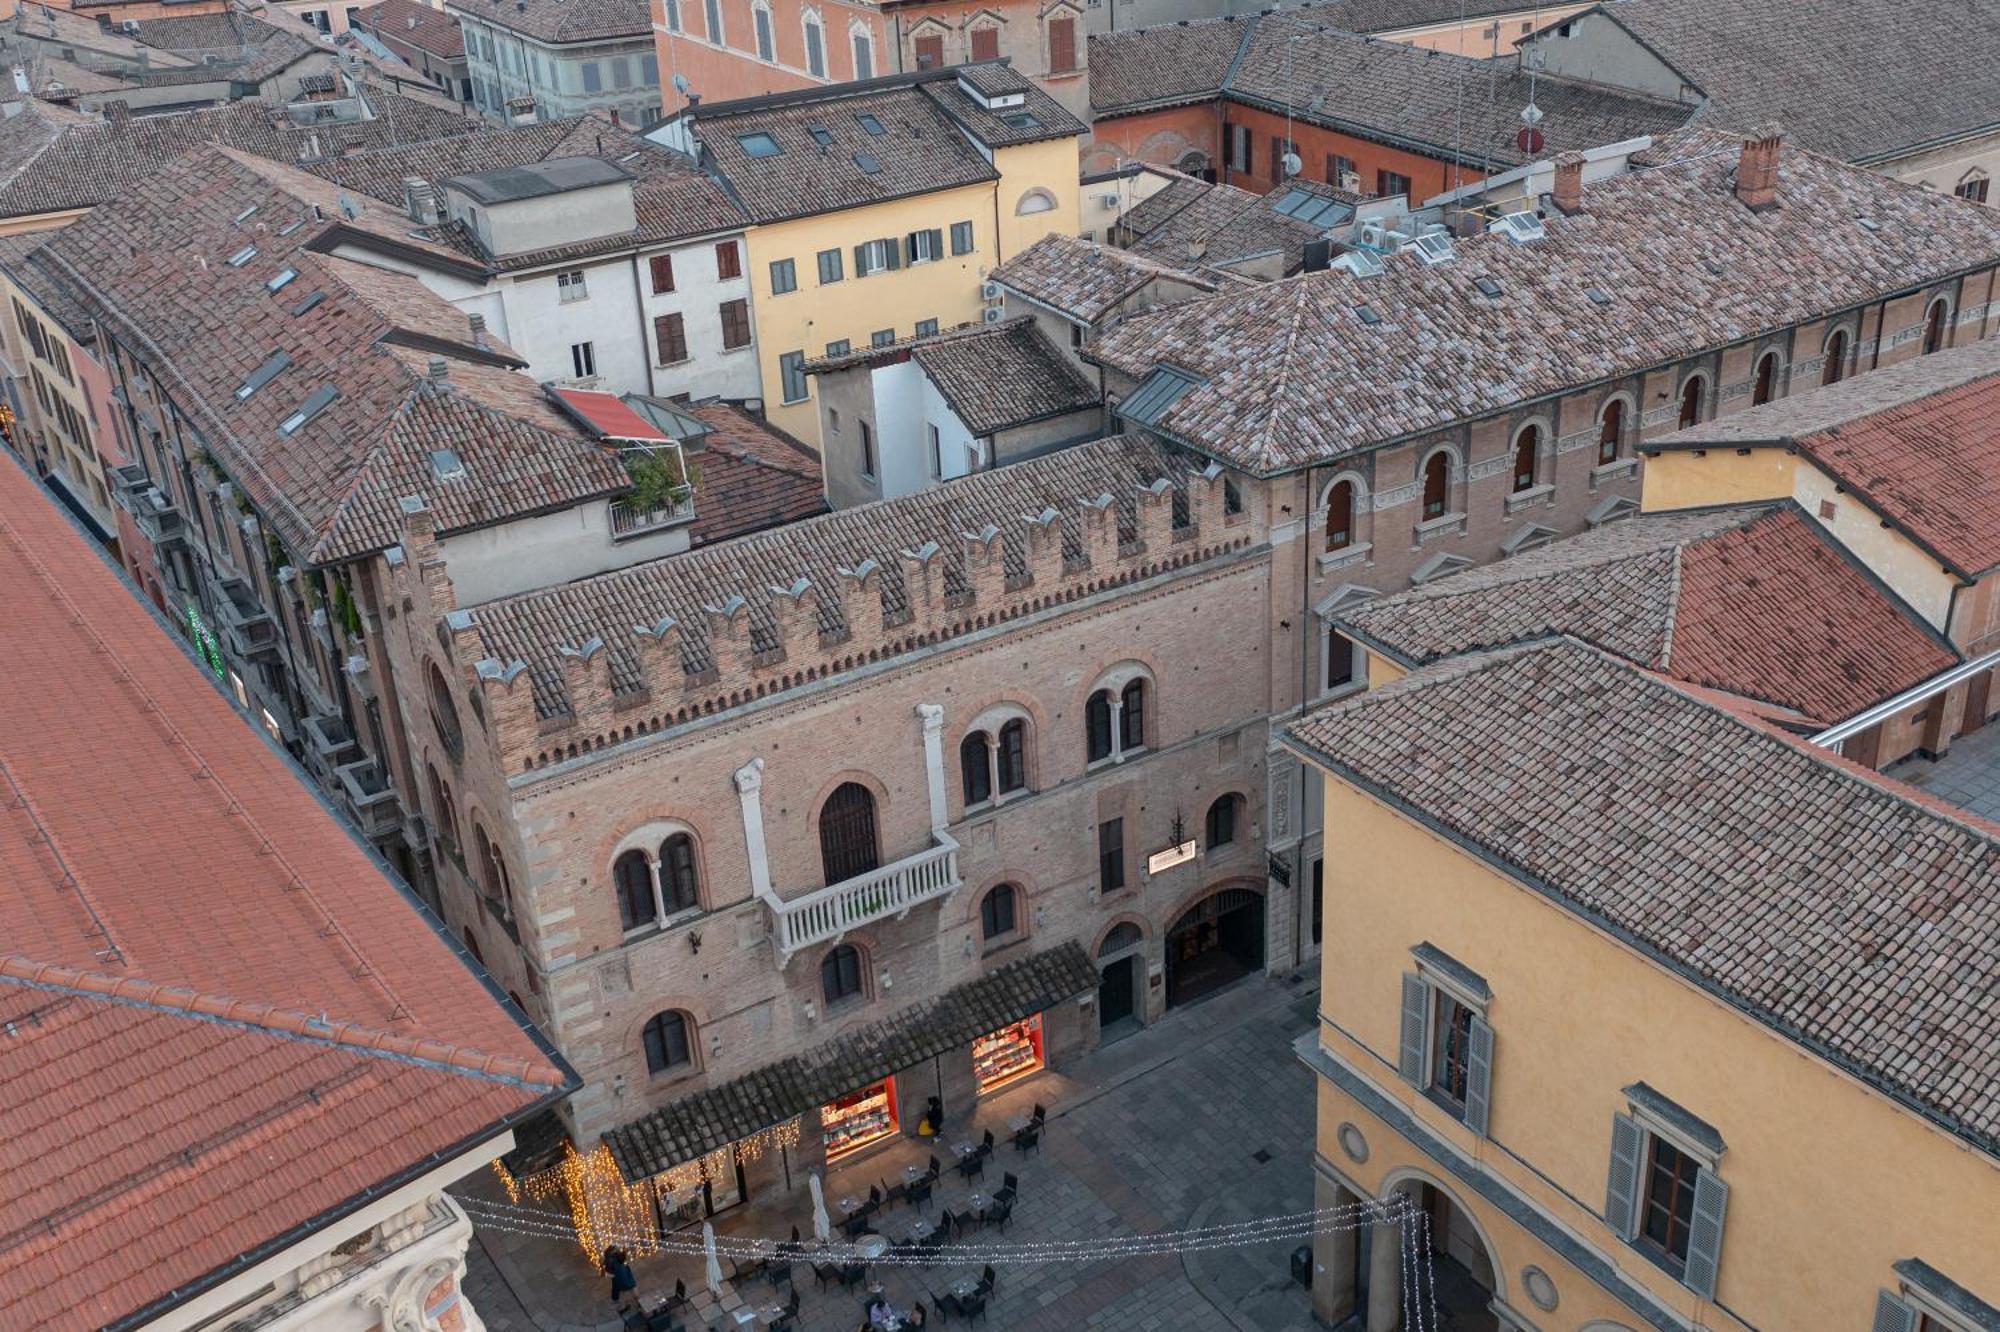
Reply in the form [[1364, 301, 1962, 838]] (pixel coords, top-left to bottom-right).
[[991, 179, 1004, 264], [1292, 467, 1313, 970], [629, 252, 659, 397]]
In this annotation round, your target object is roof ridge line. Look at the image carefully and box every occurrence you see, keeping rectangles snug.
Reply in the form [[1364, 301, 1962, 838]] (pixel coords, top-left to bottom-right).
[[1657, 544, 1684, 670], [0, 954, 569, 1090]]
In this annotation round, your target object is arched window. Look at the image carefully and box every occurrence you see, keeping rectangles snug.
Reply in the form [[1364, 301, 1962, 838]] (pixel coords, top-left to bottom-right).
[[1098, 922, 1142, 957], [614, 848, 654, 931], [961, 731, 993, 806], [1324, 480, 1354, 551], [1752, 352, 1779, 405], [474, 823, 510, 913], [996, 718, 1028, 794], [1822, 329, 1850, 386], [1510, 425, 1539, 493], [821, 943, 864, 1003], [643, 1010, 692, 1074], [1677, 375, 1706, 428], [751, 0, 774, 59], [818, 782, 880, 884], [1421, 452, 1450, 519], [1597, 399, 1625, 465], [802, 13, 825, 77], [1205, 793, 1242, 849], [1016, 188, 1057, 216], [1924, 298, 1951, 354], [427, 662, 463, 760], [980, 883, 1019, 941], [1085, 689, 1114, 763], [850, 23, 874, 79], [426, 763, 460, 853], [1223, 478, 1243, 515], [660, 832, 700, 914], [1119, 678, 1146, 751]]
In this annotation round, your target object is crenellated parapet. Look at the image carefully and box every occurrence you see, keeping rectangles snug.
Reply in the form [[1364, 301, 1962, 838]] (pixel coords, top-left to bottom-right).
[[405, 437, 1255, 775]]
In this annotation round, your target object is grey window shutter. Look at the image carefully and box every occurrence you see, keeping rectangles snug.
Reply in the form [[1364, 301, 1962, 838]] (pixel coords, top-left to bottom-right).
[[1682, 1168, 1729, 1300], [1396, 973, 1427, 1085], [928, 227, 943, 257], [1463, 1014, 1494, 1136], [1604, 1111, 1643, 1239], [1871, 1290, 1917, 1332], [853, 242, 867, 275], [885, 238, 902, 270]]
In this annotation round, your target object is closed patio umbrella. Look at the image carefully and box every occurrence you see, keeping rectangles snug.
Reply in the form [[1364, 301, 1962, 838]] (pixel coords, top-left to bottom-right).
[[809, 1172, 832, 1243], [703, 1221, 723, 1295]]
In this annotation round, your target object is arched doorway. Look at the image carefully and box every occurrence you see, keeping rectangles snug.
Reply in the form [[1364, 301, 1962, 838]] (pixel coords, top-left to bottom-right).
[[1096, 922, 1145, 1042], [1164, 887, 1264, 1007], [1360, 1176, 1502, 1332]]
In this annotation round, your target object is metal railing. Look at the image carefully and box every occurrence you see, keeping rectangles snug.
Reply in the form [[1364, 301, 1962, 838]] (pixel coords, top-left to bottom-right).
[[767, 834, 960, 963], [609, 491, 695, 539]]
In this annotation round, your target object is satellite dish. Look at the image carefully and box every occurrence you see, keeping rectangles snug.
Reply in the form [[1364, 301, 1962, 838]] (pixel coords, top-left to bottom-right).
[[672, 72, 690, 94], [1281, 151, 1303, 179]]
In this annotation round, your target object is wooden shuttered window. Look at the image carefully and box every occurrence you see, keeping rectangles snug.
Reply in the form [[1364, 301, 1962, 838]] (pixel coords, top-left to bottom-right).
[[1462, 1015, 1494, 1137], [1682, 1170, 1729, 1301], [1396, 973, 1427, 1084], [714, 239, 741, 279], [650, 254, 675, 293], [914, 33, 944, 68], [1604, 1111, 1644, 1238], [1047, 15, 1075, 71], [1871, 1291, 1918, 1332], [718, 298, 751, 349], [654, 312, 687, 364], [970, 25, 998, 60]]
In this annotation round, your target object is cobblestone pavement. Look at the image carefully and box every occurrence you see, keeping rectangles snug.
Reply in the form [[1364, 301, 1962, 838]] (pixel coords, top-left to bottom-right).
[[458, 970, 1323, 1332], [1886, 720, 2000, 821]]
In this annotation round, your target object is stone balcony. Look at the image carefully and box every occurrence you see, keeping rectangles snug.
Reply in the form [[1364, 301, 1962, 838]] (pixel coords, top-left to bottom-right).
[[768, 834, 961, 965]]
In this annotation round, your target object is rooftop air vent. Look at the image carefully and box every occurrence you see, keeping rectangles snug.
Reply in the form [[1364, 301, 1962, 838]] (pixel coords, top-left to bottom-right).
[[1410, 232, 1454, 265], [1489, 211, 1547, 245], [1473, 275, 1502, 298]]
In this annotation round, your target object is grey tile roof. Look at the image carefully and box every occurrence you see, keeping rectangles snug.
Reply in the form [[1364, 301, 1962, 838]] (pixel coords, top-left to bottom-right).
[[1338, 503, 1959, 725], [1655, 338, 2000, 580], [471, 431, 1204, 716], [605, 942, 1098, 1178], [39, 146, 626, 563], [1087, 14, 1252, 114], [443, 0, 650, 45], [922, 65, 1086, 149], [911, 317, 1100, 436], [1593, 0, 2000, 165], [353, 0, 465, 59], [1090, 128, 2000, 475], [0, 88, 480, 222], [692, 83, 999, 225], [990, 231, 1222, 324], [1123, 175, 1346, 273], [1284, 637, 2000, 1155]]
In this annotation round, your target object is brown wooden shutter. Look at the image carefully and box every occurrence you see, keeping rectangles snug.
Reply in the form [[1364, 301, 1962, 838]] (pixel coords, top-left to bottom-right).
[[650, 254, 675, 293], [714, 240, 741, 279], [970, 26, 998, 60], [653, 312, 686, 364], [915, 33, 944, 68], [1048, 15, 1074, 71]]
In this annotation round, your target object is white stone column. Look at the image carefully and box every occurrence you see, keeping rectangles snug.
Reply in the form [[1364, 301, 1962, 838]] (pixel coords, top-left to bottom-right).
[[917, 703, 948, 834], [1367, 1201, 1404, 1332], [734, 758, 773, 900], [1108, 697, 1125, 762], [648, 853, 667, 924]]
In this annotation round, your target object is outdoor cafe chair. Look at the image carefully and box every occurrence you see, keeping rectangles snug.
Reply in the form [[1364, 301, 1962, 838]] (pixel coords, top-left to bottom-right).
[[908, 1177, 934, 1209], [983, 1196, 1013, 1233], [1011, 1125, 1040, 1156], [813, 1261, 839, 1291], [954, 1153, 984, 1183], [978, 1265, 997, 1296]]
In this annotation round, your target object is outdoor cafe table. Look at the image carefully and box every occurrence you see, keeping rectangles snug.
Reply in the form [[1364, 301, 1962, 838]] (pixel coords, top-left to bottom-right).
[[950, 1141, 977, 1159], [950, 1274, 983, 1299], [966, 1191, 990, 1217], [906, 1218, 935, 1243], [903, 1163, 927, 1184]]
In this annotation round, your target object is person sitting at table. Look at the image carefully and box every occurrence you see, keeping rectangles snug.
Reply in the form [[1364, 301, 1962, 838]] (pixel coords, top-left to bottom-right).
[[867, 1294, 896, 1327]]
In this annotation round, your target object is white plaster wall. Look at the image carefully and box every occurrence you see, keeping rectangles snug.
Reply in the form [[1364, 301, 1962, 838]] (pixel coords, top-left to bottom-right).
[[869, 359, 929, 499], [638, 240, 764, 402], [919, 370, 981, 480], [441, 502, 689, 605]]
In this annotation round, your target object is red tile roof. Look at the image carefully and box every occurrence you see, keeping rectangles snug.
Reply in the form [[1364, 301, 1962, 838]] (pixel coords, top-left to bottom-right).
[[0, 454, 571, 1332], [356, 0, 465, 58], [684, 401, 825, 546]]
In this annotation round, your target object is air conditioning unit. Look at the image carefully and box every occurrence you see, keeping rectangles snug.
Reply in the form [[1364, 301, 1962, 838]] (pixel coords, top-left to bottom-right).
[[980, 280, 1003, 301], [1097, 192, 1121, 209], [982, 306, 1005, 323], [120, 18, 140, 33], [1357, 219, 1388, 249]]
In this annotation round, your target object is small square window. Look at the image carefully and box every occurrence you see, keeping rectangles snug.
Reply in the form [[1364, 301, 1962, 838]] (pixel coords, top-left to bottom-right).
[[737, 131, 781, 157], [770, 258, 797, 294], [825, 338, 850, 356], [915, 318, 939, 337], [556, 269, 588, 303], [950, 220, 974, 255], [871, 328, 895, 348]]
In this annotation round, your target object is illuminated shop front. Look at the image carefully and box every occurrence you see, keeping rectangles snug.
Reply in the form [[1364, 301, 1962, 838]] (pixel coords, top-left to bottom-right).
[[973, 1014, 1045, 1093], [821, 1078, 899, 1161]]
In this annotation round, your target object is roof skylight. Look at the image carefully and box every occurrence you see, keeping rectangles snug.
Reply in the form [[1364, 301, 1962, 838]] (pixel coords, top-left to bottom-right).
[[737, 131, 782, 158], [234, 351, 292, 401], [856, 113, 886, 136], [853, 152, 882, 175], [226, 245, 258, 267], [278, 384, 338, 435]]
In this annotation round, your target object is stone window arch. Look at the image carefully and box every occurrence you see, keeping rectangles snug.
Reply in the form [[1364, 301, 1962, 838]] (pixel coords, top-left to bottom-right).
[[818, 781, 880, 884], [1015, 187, 1058, 216], [1509, 422, 1542, 493], [1751, 349, 1783, 405], [801, 6, 825, 77], [1924, 294, 1954, 354], [425, 761, 461, 854], [642, 1009, 696, 1074], [472, 821, 511, 917], [1323, 477, 1357, 551], [1822, 326, 1852, 386], [427, 660, 463, 761], [960, 704, 1035, 810], [1085, 663, 1155, 766], [1677, 371, 1709, 428], [1418, 446, 1456, 519], [611, 823, 705, 932], [750, 0, 774, 61], [820, 940, 867, 1005], [1205, 792, 1244, 850], [978, 881, 1021, 944], [848, 19, 875, 79], [1596, 394, 1633, 465]]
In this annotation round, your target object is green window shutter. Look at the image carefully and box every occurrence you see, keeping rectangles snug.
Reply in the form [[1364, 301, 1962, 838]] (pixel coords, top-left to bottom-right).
[[853, 243, 868, 275], [1682, 1169, 1729, 1301], [885, 238, 902, 270], [1604, 1111, 1643, 1239], [1871, 1291, 1917, 1332], [1396, 973, 1427, 1085], [927, 228, 943, 258], [1463, 1014, 1494, 1137]]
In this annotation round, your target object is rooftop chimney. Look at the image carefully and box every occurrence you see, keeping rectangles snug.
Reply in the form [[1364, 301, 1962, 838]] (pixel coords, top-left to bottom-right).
[[468, 311, 486, 347], [1735, 123, 1783, 213], [1550, 150, 1584, 215], [104, 99, 131, 130], [401, 174, 439, 225], [427, 357, 449, 384]]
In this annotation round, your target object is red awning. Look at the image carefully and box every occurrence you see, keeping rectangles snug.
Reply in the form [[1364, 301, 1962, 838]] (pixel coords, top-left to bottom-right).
[[547, 386, 671, 443]]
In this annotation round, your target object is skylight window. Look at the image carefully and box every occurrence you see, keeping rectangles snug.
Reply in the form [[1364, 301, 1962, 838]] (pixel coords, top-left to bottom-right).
[[278, 384, 338, 435], [1271, 186, 1351, 227], [278, 217, 309, 237], [1473, 275, 1503, 298], [1354, 305, 1382, 326], [226, 245, 258, 267], [1410, 233, 1455, 266], [266, 267, 298, 292], [737, 131, 782, 158], [288, 290, 324, 316], [429, 448, 466, 480], [1585, 286, 1612, 306], [853, 152, 882, 175], [1001, 111, 1042, 130], [856, 113, 886, 136], [234, 351, 292, 401], [233, 205, 259, 224], [807, 125, 834, 147]]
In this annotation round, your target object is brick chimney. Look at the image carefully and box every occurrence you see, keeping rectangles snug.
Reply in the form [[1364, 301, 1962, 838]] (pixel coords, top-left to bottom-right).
[[1550, 151, 1585, 215], [1735, 123, 1784, 213]]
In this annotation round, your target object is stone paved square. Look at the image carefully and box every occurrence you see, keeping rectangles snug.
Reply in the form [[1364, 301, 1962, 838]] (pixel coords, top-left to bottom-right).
[[457, 973, 1323, 1332]]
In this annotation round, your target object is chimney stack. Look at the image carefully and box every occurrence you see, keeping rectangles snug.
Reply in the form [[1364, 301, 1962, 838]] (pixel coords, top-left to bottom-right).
[[1550, 151, 1585, 215], [104, 99, 131, 130], [468, 312, 486, 347], [427, 357, 449, 384], [1735, 123, 1784, 213]]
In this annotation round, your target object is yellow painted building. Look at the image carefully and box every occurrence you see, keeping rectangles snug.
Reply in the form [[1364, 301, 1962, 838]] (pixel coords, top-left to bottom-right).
[[1283, 636, 2000, 1332], [657, 63, 1083, 444]]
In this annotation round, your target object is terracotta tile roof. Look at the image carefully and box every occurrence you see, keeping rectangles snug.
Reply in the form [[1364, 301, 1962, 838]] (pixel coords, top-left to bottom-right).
[[690, 82, 1000, 225], [1651, 338, 2000, 579], [1087, 15, 1252, 115], [1339, 504, 1959, 725], [605, 942, 1097, 1177], [0, 451, 572, 1332], [1589, 0, 2000, 165], [39, 146, 628, 562], [470, 432, 1202, 715], [443, 0, 650, 44], [910, 317, 1100, 436], [1304, 0, 1555, 30], [682, 401, 825, 546], [355, 0, 465, 58], [1283, 637, 2000, 1155], [0, 234, 93, 340], [991, 232, 1223, 325], [1122, 175, 1348, 273], [0, 88, 481, 222], [921, 63, 1086, 149], [1090, 129, 2000, 475]]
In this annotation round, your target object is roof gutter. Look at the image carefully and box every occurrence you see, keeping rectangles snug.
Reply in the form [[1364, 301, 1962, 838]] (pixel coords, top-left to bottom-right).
[[1810, 645, 2000, 747]]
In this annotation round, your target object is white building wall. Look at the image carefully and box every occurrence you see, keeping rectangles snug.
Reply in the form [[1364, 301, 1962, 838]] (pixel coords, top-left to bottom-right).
[[638, 241, 764, 402], [440, 501, 690, 605], [918, 371, 981, 480], [869, 359, 929, 499]]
